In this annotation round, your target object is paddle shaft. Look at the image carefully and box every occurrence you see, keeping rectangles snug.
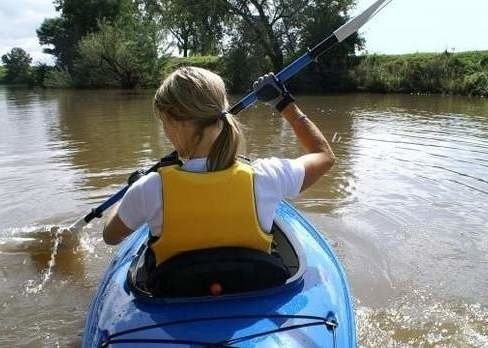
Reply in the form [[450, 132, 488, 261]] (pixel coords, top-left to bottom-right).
[[70, 0, 391, 230], [229, 35, 338, 115]]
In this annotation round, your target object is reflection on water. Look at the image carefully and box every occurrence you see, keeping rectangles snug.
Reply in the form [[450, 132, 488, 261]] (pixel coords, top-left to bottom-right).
[[0, 87, 487, 346]]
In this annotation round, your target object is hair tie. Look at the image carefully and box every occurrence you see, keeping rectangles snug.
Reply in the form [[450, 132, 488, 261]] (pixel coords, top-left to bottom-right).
[[219, 110, 228, 119]]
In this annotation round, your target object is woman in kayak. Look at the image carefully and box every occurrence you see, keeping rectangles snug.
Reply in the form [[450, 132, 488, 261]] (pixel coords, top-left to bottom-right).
[[103, 66, 335, 266]]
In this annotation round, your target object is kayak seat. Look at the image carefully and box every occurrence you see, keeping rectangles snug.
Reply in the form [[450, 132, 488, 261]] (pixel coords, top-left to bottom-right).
[[143, 247, 291, 298]]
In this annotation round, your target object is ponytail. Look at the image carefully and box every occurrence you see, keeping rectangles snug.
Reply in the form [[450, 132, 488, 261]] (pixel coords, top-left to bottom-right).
[[207, 113, 241, 171]]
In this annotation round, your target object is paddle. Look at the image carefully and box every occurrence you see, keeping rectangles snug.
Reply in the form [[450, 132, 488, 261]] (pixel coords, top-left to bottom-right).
[[69, 0, 392, 232]]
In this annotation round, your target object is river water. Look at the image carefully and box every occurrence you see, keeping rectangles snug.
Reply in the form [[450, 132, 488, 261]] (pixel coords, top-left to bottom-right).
[[0, 87, 486, 347]]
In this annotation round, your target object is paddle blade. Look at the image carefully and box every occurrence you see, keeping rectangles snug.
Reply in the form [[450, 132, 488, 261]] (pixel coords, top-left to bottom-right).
[[334, 0, 392, 42], [69, 217, 87, 233]]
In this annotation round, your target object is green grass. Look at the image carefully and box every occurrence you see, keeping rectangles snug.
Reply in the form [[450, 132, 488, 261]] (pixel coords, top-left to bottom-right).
[[158, 51, 488, 96], [4, 51, 486, 96], [0, 65, 6, 83], [350, 51, 488, 96]]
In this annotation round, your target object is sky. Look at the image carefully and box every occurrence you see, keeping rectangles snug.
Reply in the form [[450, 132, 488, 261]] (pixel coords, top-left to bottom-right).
[[352, 0, 488, 54], [1, 0, 488, 64], [0, 0, 57, 64]]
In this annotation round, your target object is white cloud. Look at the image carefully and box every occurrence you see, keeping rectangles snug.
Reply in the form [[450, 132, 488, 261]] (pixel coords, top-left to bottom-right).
[[0, 0, 57, 64]]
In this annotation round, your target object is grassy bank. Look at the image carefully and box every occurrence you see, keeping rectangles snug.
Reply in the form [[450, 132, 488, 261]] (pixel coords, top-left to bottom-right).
[[351, 51, 488, 96], [0, 66, 6, 83], [137, 51, 488, 97], [3, 51, 488, 96]]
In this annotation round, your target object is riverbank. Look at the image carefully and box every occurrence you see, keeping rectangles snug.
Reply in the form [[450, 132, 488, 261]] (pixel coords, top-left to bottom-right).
[[351, 51, 488, 97], [2, 51, 487, 96]]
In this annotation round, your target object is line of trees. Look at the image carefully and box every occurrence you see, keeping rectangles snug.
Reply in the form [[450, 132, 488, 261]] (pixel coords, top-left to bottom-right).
[[2, 0, 487, 96], [0, 48, 53, 86], [1, 0, 360, 91]]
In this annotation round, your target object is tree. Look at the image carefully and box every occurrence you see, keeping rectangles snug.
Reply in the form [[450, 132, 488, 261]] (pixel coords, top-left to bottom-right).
[[223, 39, 270, 92], [37, 0, 128, 69], [221, 0, 362, 91], [75, 16, 160, 88], [53, 0, 125, 35], [37, 17, 74, 68], [143, 0, 228, 57], [297, 0, 362, 91], [30, 63, 55, 87], [1, 48, 32, 84], [222, 0, 310, 71]]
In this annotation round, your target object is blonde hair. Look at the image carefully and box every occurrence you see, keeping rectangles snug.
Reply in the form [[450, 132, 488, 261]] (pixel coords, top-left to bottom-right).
[[153, 66, 241, 171]]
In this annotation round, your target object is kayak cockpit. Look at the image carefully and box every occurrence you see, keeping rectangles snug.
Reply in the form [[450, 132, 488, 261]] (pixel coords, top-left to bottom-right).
[[83, 202, 355, 348], [127, 222, 304, 300]]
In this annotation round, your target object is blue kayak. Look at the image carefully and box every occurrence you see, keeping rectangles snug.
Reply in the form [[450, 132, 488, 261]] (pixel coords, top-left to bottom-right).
[[83, 201, 356, 347]]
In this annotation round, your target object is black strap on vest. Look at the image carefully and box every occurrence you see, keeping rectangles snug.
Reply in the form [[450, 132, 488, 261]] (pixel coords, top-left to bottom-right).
[[150, 150, 183, 172], [127, 151, 183, 186]]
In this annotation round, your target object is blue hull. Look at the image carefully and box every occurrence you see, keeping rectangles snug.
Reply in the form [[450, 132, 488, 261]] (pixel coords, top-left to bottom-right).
[[83, 202, 356, 347]]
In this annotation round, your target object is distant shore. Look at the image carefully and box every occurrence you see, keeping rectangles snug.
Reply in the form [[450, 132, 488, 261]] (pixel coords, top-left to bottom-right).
[[351, 51, 488, 97], [1, 51, 487, 97]]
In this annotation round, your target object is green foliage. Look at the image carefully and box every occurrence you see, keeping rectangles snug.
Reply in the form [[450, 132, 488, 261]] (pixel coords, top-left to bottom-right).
[[0, 66, 6, 83], [462, 72, 488, 96], [37, 0, 127, 69], [221, 0, 360, 90], [222, 43, 272, 93], [37, 17, 74, 68], [145, 0, 228, 57], [1, 48, 33, 84], [43, 67, 74, 88], [351, 51, 488, 96], [222, 0, 308, 71], [34, 0, 363, 90], [74, 18, 160, 88], [0, 50, 56, 87], [161, 56, 223, 80], [31, 0, 488, 95], [53, 0, 125, 32], [293, 0, 360, 92], [29, 64, 55, 87]]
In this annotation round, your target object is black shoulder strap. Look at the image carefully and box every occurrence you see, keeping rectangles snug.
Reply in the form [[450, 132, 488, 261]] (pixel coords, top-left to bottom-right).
[[148, 151, 183, 174]]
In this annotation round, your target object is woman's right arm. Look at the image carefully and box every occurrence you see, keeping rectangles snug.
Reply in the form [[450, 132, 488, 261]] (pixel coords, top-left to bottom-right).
[[103, 209, 134, 245], [280, 102, 335, 191], [252, 73, 335, 192], [102, 173, 156, 245]]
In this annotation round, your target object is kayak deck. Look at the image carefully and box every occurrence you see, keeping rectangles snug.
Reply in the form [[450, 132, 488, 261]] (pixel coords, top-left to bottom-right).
[[83, 201, 356, 347]]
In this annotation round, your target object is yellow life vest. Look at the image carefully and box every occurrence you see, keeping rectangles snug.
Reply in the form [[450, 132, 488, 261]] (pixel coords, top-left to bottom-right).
[[150, 161, 273, 265]]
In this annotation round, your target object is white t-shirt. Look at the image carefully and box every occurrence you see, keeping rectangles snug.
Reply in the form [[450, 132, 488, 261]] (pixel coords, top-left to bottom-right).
[[117, 157, 305, 235]]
